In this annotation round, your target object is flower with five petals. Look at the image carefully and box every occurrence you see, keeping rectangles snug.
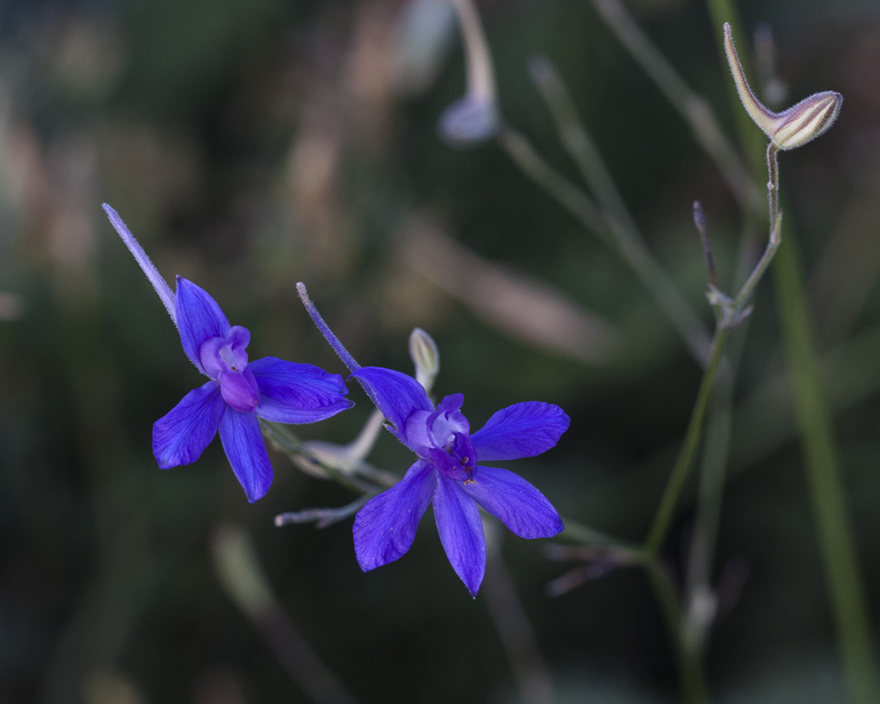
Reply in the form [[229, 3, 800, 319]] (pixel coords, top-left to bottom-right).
[[104, 204, 352, 502], [351, 366, 568, 595]]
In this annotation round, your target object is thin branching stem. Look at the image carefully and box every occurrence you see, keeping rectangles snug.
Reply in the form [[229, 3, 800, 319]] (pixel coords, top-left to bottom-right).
[[590, 0, 761, 215], [643, 326, 727, 555], [526, 59, 713, 366], [706, 6, 880, 703], [497, 125, 712, 367], [645, 558, 708, 704], [260, 420, 379, 495]]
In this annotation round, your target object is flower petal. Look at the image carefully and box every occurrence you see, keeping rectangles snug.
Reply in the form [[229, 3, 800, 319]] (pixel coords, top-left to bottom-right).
[[433, 475, 486, 596], [176, 277, 231, 374], [430, 393, 469, 442], [350, 367, 433, 447], [353, 460, 436, 571], [218, 406, 273, 503], [153, 381, 225, 468], [219, 367, 261, 412], [250, 357, 353, 424], [471, 402, 570, 461], [461, 465, 564, 539]]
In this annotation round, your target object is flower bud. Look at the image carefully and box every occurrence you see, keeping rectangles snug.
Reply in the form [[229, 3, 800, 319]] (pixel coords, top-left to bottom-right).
[[409, 327, 440, 393], [437, 0, 499, 148], [437, 94, 499, 147], [769, 91, 841, 150], [723, 23, 841, 150]]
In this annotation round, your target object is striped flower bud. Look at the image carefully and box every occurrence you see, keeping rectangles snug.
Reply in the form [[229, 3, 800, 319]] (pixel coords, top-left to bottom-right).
[[724, 23, 841, 150]]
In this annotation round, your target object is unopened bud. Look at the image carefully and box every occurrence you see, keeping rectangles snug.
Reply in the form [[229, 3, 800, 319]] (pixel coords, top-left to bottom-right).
[[723, 23, 841, 150], [438, 94, 499, 147], [438, 0, 499, 148], [409, 327, 440, 392], [769, 92, 841, 150]]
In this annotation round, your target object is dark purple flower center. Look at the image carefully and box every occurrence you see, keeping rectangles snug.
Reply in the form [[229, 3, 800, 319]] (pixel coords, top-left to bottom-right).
[[200, 325, 261, 412], [406, 394, 476, 482]]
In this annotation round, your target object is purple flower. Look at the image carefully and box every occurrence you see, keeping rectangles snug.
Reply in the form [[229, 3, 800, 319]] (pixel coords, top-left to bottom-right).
[[103, 204, 353, 502], [350, 366, 568, 596]]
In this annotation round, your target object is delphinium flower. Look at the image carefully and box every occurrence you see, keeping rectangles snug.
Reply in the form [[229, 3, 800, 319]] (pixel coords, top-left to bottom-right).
[[103, 205, 353, 502], [297, 284, 568, 596]]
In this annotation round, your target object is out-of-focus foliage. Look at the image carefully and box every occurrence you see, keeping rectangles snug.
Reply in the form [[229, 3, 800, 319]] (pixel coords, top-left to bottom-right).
[[1, 0, 880, 701]]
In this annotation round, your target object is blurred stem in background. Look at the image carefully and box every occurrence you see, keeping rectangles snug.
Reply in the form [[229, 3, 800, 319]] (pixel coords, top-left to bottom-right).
[[495, 125, 713, 368], [483, 520, 554, 704], [523, 58, 712, 367], [441, 0, 725, 696], [579, 0, 878, 701], [212, 526, 361, 704], [706, 5, 880, 704], [453, 0, 870, 699]]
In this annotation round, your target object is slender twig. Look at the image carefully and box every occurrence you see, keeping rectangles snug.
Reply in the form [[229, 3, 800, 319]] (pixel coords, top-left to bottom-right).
[[644, 558, 708, 704], [525, 58, 713, 366], [212, 527, 362, 704], [497, 126, 712, 367], [483, 525, 553, 704], [260, 420, 379, 495], [550, 528, 707, 702], [497, 127, 606, 236], [722, 144, 780, 318], [643, 327, 727, 555], [706, 7, 880, 704], [275, 494, 374, 529], [557, 517, 644, 558], [590, 0, 761, 214]]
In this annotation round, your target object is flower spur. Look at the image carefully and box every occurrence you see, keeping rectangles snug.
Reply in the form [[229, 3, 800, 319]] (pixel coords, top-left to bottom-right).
[[104, 204, 353, 502]]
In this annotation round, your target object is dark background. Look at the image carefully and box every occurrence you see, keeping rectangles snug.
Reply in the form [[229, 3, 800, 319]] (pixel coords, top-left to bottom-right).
[[1, 0, 879, 701]]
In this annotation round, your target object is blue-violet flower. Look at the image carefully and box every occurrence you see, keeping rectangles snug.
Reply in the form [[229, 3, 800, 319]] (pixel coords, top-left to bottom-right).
[[103, 204, 353, 502], [350, 366, 568, 596]]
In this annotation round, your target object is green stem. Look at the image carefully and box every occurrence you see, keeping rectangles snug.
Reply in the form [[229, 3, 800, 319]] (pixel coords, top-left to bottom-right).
[[774, 233, 880, 704], [559, 524, 708, 702], [259, 420, 378, 495], [705, 4, 880, 702], [645, 558, 708, 704], [591, 0, 761, 215], [644, 327, 727, 555], [725, 145, 780, 317], [497, 125, 712, 367], [526, 61, 712, 366], [558, 518, 644, 557]]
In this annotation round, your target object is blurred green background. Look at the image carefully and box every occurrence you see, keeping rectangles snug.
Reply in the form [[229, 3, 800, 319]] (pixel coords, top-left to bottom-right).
[[2, 0, 880, 701]]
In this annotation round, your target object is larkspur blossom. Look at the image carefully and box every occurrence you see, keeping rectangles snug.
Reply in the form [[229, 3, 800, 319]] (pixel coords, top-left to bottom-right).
[[296, 284, 568, 594], [293, 283, 568, 593], [103, 205, 353, 502], [350, 367, 568, 596]]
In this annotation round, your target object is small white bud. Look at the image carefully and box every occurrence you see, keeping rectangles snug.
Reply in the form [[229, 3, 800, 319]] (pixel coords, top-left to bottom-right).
[[409, 327, 440, 393], [723, 23, 841, 150]]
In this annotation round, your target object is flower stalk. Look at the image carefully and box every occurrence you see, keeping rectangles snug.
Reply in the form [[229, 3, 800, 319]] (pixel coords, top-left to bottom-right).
[[710, 10, 879, 704]]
